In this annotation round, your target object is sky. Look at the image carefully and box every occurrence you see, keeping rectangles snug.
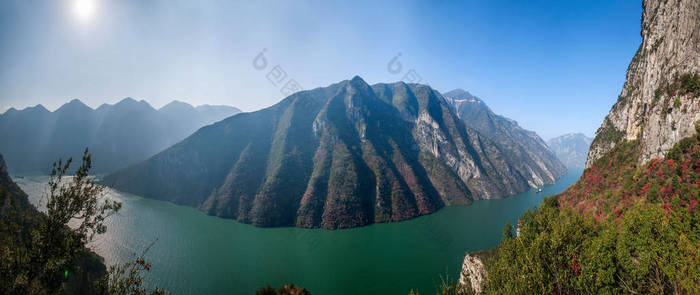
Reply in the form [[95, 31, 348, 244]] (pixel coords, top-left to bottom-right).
[[0, 0, 642, 140]]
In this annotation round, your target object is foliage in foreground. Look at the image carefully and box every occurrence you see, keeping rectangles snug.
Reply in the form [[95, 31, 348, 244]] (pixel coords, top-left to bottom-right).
[[97, 240, 167, 295], [481, 132, 700, 294], [407, 273, 472, 295], [0, 149, 166, 294], [484, 198, 699, 294], [255, 283, 311, 295]]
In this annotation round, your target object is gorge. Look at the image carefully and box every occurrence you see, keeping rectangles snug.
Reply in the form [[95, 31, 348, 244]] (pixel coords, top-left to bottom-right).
[[103, 78, 565, 229]]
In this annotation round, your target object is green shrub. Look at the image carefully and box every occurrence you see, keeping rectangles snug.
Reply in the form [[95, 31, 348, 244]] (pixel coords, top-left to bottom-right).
[[680, 73, 700, 97]]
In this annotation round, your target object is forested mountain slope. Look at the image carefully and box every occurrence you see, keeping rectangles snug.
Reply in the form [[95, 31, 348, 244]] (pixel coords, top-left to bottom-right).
[[105, 77, 564, 229]]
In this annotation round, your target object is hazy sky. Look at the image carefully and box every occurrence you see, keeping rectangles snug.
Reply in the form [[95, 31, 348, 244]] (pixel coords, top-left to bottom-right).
[[0, 0, 642, 139]]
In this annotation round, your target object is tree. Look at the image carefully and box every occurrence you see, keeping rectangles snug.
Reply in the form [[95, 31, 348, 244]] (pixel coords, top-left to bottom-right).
[[32, 149, 122, 293], [97, 240, 167, 295], [0, 148, 167, 294]]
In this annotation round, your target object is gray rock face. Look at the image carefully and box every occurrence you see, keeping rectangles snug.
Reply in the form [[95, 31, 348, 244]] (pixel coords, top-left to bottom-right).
[[104, 78, 567, 229], [547, 133, 593, 169], [458, 254, 487, 294], [444, 89, 567, 188], [587, 0, 700, 167]]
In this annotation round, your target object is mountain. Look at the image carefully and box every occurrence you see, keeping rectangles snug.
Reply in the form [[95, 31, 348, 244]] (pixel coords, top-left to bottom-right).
[[546, 133, 593, 169], [0, 154, 35, 217], [457, 0, 700, 293], [586, 0, 700, 168], [444, 89, 567, 186], [558, 0, 700, 231], [0, 99, 240, 174], [104, 77, 565, 229]]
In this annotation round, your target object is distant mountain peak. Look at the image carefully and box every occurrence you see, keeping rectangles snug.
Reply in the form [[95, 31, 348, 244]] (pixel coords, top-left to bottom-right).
[[547, 133, 593, 169], [444, 89, 480, 102], [557, 132, 591, 140], [115, 97, 139, 105], [350, 75, 366, 83], [13, 104, 49, 114], [115, 97, 150, 107], [442, 89, 492, 119], [32, 104, 48, 112], [346, 75, 373, 92], [159, 100, 195, 112], [57, 98, 92, 112], [113, 97, 155, 112], [168, 100, 191, 106]]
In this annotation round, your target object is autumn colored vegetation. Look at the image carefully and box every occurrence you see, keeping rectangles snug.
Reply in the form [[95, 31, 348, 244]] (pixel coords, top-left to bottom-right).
[[477, 128, 700, 294], [255, 284, 311, 295]]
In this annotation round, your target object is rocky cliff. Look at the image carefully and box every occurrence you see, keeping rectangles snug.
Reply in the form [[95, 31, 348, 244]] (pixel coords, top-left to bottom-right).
[[586, 0, 700, 167], [104, 77, 564, 229], [458, 254, 487, 294], [444, 89, 567, 187], [458, 1, 700, 293]]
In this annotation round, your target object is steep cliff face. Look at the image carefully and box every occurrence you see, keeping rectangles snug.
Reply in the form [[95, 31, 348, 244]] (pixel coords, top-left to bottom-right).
[[104, 77, 562, 229], [587, 0, 700, 167], [460, 1, 700, 293], [444, 89, 567, 187], [458, 254, 487, 294]]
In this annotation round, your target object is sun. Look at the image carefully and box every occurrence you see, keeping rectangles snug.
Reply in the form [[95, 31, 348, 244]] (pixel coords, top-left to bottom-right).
[[72, 0, 97, 23]]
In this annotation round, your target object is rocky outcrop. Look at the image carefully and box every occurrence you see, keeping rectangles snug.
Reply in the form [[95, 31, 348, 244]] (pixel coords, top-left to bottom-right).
[[547, 133, 593, 169], [444, 89, 567, 187], [586, 0, 700, 167], [104, 77, 565, 229], [458, 254, 487, 294]]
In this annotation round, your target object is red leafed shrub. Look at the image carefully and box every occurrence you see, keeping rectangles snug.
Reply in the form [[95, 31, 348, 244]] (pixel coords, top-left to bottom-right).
[[558, 136, 700, 221], [570, 253, 582, 276]]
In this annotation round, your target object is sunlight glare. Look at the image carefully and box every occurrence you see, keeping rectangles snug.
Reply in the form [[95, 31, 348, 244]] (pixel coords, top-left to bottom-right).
[[72, 0, 97, 23]]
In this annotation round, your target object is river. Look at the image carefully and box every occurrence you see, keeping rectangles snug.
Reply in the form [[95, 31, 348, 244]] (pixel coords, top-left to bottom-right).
[[15, 169, 581, 294]]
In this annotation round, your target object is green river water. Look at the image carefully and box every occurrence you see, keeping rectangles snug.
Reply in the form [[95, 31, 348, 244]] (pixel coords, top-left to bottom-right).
[[15, 170, 581, 295]]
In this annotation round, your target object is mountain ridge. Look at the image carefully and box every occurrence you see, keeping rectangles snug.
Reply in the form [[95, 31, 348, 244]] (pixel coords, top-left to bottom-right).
[[104, 76, 566, 229], [443, 89, 567, 187], [547, 133, 593, 169], [0, 98, 241, 174]]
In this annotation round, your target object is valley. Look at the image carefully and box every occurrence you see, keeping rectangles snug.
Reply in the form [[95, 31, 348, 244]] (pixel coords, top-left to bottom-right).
[[15, 170, 581, 294], [103, 79, 566, 229], [2, 0, 697, 294]]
